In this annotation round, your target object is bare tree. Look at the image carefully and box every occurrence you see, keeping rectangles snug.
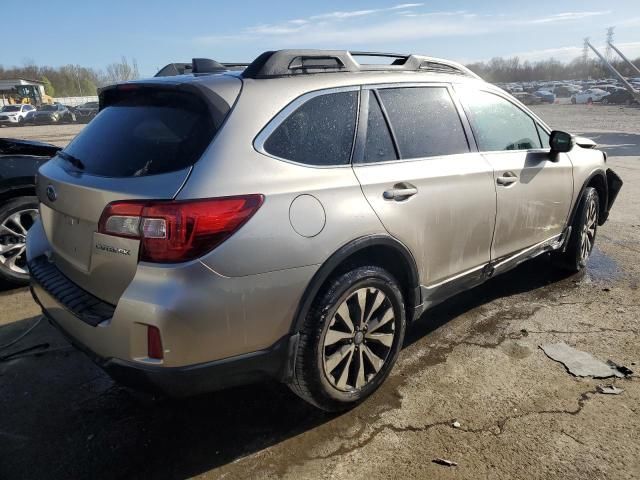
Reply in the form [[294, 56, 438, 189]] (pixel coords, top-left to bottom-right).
[[104, 56, 140, 84]]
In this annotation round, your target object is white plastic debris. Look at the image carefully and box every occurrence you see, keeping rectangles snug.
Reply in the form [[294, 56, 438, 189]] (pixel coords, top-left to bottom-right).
[[452, 421, 461, 428], [596, 384, 624, 395], [433, 458, 458, 467]]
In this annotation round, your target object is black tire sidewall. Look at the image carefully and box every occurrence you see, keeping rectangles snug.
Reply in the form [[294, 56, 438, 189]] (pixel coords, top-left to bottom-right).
[[564, 187, 599, 272], [297, 266, 406, 410]]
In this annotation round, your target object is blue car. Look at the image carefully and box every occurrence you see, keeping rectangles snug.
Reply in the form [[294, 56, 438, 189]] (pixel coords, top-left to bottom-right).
[[533, 90, 556, 104]]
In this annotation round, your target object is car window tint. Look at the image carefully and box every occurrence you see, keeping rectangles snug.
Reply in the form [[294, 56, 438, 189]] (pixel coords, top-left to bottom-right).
[[460, 89, 542, 151], [537, 124, 550, 148], [362, 93, 397, 163], [377, 87, 469, 159], [61, 90, 217, 177], [264, 91, 358, 166]]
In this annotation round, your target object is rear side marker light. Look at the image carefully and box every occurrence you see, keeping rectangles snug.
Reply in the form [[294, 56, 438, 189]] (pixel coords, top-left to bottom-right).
[[147, 325, 163, 359], [98, 195, 264, 263]]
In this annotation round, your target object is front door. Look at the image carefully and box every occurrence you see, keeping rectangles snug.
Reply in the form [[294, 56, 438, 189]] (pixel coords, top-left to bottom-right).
[[456, 87, 573, 260], [352, 85, 496, 302]]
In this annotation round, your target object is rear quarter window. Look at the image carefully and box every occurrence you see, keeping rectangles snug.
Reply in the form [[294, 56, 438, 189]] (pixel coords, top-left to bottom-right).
[[58, 89, 217, 177], [262, 91, 358, 166]]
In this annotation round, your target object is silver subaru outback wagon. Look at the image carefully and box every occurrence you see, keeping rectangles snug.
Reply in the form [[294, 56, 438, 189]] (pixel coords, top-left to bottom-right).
[[27, 50, 622, 411]]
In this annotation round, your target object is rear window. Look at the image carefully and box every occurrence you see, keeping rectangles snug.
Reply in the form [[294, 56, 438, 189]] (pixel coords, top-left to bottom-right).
[[58, 90, 216, 177], [263, 91, 358, 166]]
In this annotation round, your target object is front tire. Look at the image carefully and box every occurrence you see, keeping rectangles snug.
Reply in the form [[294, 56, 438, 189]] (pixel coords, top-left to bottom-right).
[[289, 266, 406, 411], [555, 187, 599, 273], [0, 196, 38, 285]]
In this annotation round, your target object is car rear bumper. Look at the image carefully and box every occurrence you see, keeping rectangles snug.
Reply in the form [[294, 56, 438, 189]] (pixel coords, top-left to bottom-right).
[[32, 286, 297, 396]]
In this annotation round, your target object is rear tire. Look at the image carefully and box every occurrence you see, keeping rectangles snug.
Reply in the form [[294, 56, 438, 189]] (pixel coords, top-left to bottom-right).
[[289, 266, 406, 411], [0, 196, 38, 285], [554, 187, 599, 273]]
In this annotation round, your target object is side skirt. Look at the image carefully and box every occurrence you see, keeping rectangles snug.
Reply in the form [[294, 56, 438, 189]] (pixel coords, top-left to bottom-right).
[[414, 231, 567, 320]]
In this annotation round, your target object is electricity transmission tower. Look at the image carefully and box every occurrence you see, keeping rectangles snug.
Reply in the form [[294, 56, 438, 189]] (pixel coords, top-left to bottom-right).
[[605, 27, 615, 61]]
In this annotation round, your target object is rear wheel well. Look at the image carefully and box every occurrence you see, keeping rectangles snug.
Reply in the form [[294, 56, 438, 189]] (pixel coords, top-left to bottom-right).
[[315, 244, 418, 321], [0, 185, 36, 207]]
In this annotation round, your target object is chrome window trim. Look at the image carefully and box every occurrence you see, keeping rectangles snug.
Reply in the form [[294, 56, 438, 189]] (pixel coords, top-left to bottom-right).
[[253, 85, 361, 169]]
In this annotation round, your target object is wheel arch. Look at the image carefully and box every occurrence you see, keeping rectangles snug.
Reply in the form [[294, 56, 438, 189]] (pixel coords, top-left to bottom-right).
[[290, 234, 421, 335], [0, 178, 36, 206], [568, 169, 607, 228]]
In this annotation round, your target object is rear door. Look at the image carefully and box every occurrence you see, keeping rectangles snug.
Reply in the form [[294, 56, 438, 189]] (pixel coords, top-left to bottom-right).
[[36, 83, 239, 304], [455, 87, 573, 261], [352, 85, 496, 299]]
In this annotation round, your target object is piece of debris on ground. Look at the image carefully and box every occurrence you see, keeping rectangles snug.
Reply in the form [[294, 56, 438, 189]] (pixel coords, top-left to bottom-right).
[[539, 343, 626, 378], [433, 458, 458, 467], [596, 385, 625, 395]]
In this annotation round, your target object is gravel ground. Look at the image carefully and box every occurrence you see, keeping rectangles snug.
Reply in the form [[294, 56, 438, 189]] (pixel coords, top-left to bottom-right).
[[0, 104, 638, 480]]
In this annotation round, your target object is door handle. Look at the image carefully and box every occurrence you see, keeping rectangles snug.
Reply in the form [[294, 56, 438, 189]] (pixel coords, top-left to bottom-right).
[[496, 171, 518, 186], [383, 184, 418, 200]]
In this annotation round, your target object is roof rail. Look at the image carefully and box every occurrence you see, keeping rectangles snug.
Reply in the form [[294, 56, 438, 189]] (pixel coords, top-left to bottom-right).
[[155, 58, 237, 77], [241, 50, 481, 79]]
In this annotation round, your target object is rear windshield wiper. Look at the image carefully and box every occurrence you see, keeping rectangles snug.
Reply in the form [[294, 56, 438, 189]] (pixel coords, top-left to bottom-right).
[[57, 151, 85, 171]]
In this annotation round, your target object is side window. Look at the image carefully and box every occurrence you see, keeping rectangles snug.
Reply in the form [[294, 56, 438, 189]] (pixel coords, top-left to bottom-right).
[[363, 93, 397, 163], [377, 87, 469, 159], [537, 124, 550, 148], [263, 91, 358, 166], [460, 89, 542, 151]]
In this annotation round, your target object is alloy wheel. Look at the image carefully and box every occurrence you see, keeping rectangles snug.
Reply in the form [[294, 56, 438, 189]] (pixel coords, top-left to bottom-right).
[[322, 287, 395, 392], [0, 208, 38, 275], [580, 198, 597, 262]]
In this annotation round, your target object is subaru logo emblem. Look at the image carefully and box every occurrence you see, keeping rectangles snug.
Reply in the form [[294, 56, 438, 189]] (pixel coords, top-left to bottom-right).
[[46, 185, 57, 202]]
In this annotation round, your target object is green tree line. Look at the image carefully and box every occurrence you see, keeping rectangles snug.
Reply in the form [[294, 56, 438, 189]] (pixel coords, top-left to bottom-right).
[[0, 57, 139, 97], [466, 56, 640, 83]]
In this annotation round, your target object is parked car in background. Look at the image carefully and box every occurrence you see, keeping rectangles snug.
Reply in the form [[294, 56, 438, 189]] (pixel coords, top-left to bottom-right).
[[571, 89, 609, 104], [601, 89, 638, 105], [31, 104, 76, 124], [27, 49, 622, 411], [552, 85, 580, 98], [0, 104, 36, 126], [74, 101, 99, 123], [533, 90, 556, 103], [0, 138, 60, 284], [513, 92, 542, 105]]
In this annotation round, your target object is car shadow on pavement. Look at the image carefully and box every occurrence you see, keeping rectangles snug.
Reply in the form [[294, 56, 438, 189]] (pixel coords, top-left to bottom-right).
[[0, 256, 575, 479]]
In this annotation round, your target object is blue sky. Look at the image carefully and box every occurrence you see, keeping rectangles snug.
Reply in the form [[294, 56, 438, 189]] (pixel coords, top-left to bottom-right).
[[11, 0, 640, 76]]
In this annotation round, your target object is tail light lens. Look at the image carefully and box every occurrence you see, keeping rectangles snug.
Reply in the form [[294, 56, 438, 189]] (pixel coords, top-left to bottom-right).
[[147, 325, 163, 359], [98, 195, 264, 263]]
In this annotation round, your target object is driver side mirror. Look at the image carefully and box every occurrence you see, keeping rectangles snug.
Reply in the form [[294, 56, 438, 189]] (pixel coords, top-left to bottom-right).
[[549, 130, 574, 153]]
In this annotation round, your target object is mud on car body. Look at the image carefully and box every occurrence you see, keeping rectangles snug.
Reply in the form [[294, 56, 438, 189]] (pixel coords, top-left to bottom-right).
[[27, 50, 622, 411]]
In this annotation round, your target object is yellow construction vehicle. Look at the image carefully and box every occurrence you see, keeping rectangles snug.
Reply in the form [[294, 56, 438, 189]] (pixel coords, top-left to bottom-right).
[[14, 84, 54, 107]]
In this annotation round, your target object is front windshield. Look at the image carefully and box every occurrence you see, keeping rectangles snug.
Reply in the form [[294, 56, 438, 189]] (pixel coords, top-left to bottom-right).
[[2, 105, 21, 112]]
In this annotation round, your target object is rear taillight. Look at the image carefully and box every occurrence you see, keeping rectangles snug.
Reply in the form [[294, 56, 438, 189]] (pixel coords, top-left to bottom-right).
[[98, 195, 264, 263]]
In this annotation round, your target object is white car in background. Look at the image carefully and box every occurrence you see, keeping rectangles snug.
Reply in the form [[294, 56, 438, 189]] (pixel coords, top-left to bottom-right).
[[571, 89, 609, 104], [0, 104, 36, 125]]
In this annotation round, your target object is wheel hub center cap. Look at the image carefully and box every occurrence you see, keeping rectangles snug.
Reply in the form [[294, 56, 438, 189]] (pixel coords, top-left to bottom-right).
[[354, 331, 364, 345]]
